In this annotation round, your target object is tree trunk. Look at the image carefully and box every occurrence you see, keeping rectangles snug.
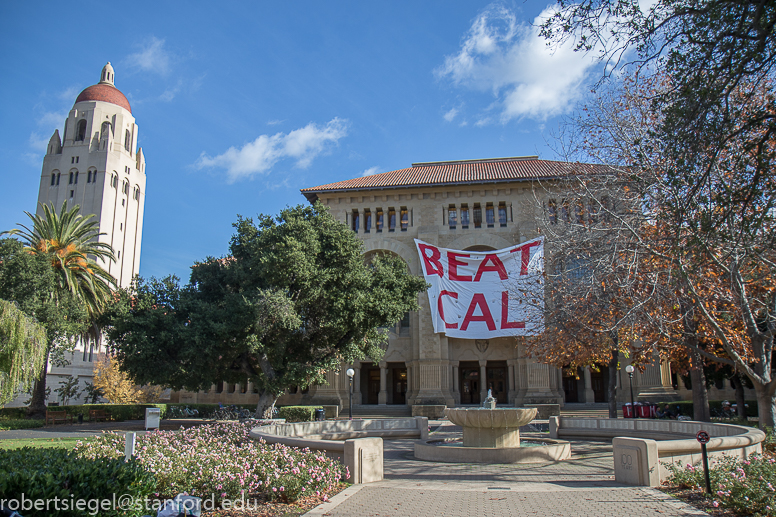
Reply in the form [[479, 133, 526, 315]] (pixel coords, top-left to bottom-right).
[[607, 348, 619, 418], [27, 347, 50, 419], [731, 374, 747, 420], [751, 381, 776, 429], [255, 391, 279, 419], [689, 348, 710, 421]]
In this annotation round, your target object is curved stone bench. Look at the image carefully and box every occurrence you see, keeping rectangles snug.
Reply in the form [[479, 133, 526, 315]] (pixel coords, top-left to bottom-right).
[[549, 417, 765, 486], [250, 417, 428, 484]]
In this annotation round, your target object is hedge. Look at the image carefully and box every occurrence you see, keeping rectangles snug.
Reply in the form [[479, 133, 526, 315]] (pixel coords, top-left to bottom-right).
[[667, 400, 758, 418], [0, 447, 156, 516], [0, 418, 45, 431], [277, 405, 323, 422]]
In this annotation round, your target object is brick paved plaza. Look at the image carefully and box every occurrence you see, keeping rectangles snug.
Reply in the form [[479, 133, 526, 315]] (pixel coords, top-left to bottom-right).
[[305, 422, 707, 517]]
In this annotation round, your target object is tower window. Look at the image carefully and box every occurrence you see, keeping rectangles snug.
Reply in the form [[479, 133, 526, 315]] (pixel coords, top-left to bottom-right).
[[73, 172, 78, 184], [50, 174, 56, 186], [69, 190, 74, 198], [56, 173, 60, 186], [69, 172, 74, 184], [124, 130, 131, 152], [75, 120, 87, 142], [118, 250, 121, 259], [122, 198, 125, 206]]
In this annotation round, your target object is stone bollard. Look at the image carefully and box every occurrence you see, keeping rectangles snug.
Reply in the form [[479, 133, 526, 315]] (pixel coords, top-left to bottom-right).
[[344, 437, 383, 484], [612, 437, 659, 486]]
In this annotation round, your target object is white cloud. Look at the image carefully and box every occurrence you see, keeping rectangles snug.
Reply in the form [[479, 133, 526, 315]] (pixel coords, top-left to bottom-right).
[[125, 37, 171, 75], [196, 118, 349, 182], [361, 166, 381, 177], [443, 107, 459, 122], [267, 119, 284, 126], [436, 3, 599, 122]]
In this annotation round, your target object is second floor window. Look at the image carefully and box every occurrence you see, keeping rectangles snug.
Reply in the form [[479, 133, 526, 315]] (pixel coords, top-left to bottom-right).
[[499, 203, 507, 227], [376, 209, 383, 232], [461, 205, 470, 228], [352, 210, 360, 232], [448, 206, 457, 229], [364, 209, 372, 233], [486, 203, 495, 227], [400, 207, 409, 231], [388, 208, 396, 231]]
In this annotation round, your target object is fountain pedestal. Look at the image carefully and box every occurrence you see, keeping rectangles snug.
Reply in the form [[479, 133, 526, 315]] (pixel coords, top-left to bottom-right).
[[444, 407, 538, 448]]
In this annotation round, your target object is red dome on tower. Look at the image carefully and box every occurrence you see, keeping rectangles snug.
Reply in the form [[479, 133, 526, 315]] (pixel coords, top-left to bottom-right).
[[74, 62, 132, 113]]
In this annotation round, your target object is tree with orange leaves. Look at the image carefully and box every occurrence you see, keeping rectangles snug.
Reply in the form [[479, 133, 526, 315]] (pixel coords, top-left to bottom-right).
[[537, 72, 776, 427]]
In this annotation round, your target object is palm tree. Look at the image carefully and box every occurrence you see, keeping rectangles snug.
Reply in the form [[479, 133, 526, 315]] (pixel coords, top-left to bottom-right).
[[2, 201, 116, 415]]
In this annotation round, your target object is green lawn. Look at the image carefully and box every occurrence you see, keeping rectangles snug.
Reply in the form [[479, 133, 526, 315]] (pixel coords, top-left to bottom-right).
[[0, 436, 90, 450]]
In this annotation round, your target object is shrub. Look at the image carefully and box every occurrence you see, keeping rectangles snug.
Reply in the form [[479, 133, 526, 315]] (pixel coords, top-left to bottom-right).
[[277, 405, 322, 422], [0, 418, 44, 430], [0, 447, 156, 516], [0, 407, 28, 419], [666, 454, 776, 516], [74, 421, 345, 504]]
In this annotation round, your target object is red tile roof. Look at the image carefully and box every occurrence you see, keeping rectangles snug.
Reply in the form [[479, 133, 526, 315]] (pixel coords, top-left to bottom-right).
[[301, 157, 606, 200], [75, 84, 132, 113]]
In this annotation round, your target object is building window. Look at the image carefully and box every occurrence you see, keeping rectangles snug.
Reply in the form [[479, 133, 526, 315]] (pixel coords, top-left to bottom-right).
[[351, 209, 360, 232], [73, 172, 78, 184], [461, 204, 469, 229], [400, 312, 410, 328], [120, 223, 123, 231], [400, 207, 408, 231], [575, 200, 584, 224], [548, 199, 557, 224], [118, 250, 121, 259], [50, 174, 56, 186], [486, 203, 495, 227], [68, 172, 73, 184], [75, 120, 87, 142], [69, 190, 74, 198], [87, 171, 91, 183], [473, 203, 482, 228], [561, 199, 570, 222], [448, 205, 457, 229], [71, 157, 75, 164], [56, 173, 60, 186], [376, 208, 383, 232], [76, 156, 79, 164], [388, 208, 396, 231], [364, 209, 372, 233], [122, 198, 125, 206], [499, 202, 507, 227], [124, 130, 131, 152]]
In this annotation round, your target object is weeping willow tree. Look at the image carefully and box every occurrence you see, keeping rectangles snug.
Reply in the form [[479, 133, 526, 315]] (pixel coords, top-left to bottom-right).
[[0, 299, 47, 405]]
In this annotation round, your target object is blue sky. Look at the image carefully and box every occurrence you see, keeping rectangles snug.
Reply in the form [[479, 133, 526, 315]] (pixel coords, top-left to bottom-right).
[[0, 1, 603, 282]]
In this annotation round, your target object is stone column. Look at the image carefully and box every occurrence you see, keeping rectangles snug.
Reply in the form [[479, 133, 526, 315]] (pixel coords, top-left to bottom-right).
[[633, 355, 679, 402], [353, 364, 361, 401], [378, 362, 388, 405], [479, 360, 488, 404], [583, 368, 596, 404], [452, 362, 460, 405], [507, 361, 516, 404]]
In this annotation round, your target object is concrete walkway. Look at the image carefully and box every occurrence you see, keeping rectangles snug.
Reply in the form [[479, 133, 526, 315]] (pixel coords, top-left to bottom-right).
[[304, 421, 705, 517]]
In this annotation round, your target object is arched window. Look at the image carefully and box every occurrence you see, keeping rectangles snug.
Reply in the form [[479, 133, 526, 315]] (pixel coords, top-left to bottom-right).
[[100, 121, 111, 138], [69, 172, 74, 184], [87, 171, 92, 183], [56, 173, 60, 186], [75, 120, 87, 142], [50, 174, 56, 186], [124, 130, 131, 152]]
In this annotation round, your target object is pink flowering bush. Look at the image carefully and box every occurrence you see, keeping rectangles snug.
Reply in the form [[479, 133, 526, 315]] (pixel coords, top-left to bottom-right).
[[74, 422, 345, 504], [667, 454, 776, 516]]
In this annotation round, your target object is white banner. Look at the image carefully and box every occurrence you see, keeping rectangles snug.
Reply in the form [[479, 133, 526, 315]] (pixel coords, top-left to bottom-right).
[[414, 237, 545, 338]]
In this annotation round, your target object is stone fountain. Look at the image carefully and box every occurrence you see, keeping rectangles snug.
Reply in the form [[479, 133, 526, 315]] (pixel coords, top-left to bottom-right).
[[414, 390, 570, 464]]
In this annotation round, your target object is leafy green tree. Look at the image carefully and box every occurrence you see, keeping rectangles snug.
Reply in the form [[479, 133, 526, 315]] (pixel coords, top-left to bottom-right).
[[0, 299, 47, 405], [103, 203, 428, 417], [53, 374, 80, 406]]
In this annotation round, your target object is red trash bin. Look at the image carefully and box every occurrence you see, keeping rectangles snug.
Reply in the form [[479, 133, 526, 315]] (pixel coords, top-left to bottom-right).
[[636, 404, 651, 418], [622, 404, 634, 418]]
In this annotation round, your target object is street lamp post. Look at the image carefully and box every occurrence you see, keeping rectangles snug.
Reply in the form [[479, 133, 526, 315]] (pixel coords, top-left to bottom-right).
[[346, 368, 355, 420], [625, 365, 636, 418]]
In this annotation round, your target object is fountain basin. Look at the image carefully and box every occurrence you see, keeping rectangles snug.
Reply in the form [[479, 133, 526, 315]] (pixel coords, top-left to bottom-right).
[[445, 407, 538, 447], [414, 438, 571, 464]]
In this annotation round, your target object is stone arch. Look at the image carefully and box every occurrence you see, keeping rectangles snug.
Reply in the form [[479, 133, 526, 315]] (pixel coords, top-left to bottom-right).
[[447, 234, 515, 251], [362, 238, 419, 275]]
